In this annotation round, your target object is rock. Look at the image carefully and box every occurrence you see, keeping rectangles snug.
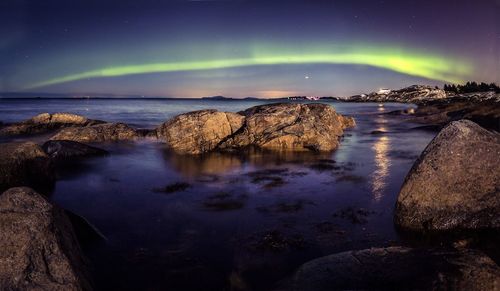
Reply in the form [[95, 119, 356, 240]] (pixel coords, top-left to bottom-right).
[[65, 210, 106, 247], [157, 104, 355, 154], [394, 120, 500, 231], [0, 113, 103, 136], [42, 140, 108, 160], [156, 109, 245, 154], [0, 187, 92, 290], [293, 247, 500, 291], [391, 85, 447, 102], [347, 85, 447, 103], [50, 123, 139, 143], [220, 103, 355, 152], [411, 98, 500, 131], [136, 128, 158, 138], [0, 142, 55, 193]]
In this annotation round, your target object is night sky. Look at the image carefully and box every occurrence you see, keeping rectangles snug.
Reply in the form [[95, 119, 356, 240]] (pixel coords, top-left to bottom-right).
[[1, 0, 499, 97]]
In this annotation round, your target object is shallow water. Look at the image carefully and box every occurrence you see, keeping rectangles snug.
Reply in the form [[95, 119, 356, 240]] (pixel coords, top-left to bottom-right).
[[0, 99, 437, 290]]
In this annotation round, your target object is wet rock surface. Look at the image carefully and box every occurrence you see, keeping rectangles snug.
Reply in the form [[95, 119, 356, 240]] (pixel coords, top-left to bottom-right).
[[0, 187, 92, 290], [42, 140, 109, 160], [158, 103, 355, 154], [293, 246, 500, 291], [395, 120, 500, 231], [0, 113, 104, 136], [0, 141, 55, 193], [50, 122, 139, 142]]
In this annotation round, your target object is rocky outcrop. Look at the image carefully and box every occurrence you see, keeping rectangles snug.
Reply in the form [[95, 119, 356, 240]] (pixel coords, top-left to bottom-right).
[[42, 140, 108, 160], [348, 85, 447, 103], [158, 104, 355, 154], [0, 187, 92, 290], [410, 97, 500, 131], [156, 110, 245, 154], [293, 247, 500, 291], [0, 113, 103, 136], [395, 120, 500, 231], [50, 123, 139, 143], [220, 103, 354, 152], [0, 142, 55, 193]]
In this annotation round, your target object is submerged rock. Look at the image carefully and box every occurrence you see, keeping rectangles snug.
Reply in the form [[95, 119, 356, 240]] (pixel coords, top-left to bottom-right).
[[0, 112, 103, 136], [293, 247, 500, 291], [42, 140, 109, 159], [50, 122, 139, 143], [0, 142, 55, 193], [152, 182, 191, 194], [395, 120, 500, 231], [158, 104, 354, 154], [0, 187, 92, 290], [157, 109, 245, 154], [65, 209, 107, 247], [203, 192, 247, 211]]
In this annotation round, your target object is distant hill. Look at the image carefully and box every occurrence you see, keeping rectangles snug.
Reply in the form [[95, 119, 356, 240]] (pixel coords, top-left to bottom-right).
[[201, 95, 233, 100]]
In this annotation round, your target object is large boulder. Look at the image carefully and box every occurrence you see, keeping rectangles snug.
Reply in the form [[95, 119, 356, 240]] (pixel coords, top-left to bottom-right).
[[219, 103, 355, 151], [42, 140, 108, 160], [50, 123, 139, 143], [293, 247, 500, 291], [0, 187, 92, 290], [395, 120, 500, 231], [157, 104, 355, 154], [156, 109, 245, 154], [0, 113, 103, 136], [0, 142, 55, 193]]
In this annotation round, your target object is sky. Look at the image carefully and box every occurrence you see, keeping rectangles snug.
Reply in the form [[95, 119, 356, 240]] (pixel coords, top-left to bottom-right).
[[0, 0, 499, 98]]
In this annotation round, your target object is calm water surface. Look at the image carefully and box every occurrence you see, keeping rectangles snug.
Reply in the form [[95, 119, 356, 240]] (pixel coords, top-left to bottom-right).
[[0, 99, 436, 290]]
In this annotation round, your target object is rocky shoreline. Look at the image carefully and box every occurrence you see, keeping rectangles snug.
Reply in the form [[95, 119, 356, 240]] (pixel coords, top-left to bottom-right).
[[1, 99, 499, 290]]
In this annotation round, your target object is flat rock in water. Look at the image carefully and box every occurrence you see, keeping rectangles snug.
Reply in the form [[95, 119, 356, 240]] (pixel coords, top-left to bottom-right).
[[0, 141, 55, 193], [50, 122, 139, 143], [42, 140, 108, 160], [0, 113, 104, 136], [394, 120, 500, 231], [0, 187, 92, 290], [293, 247, 500, 291]]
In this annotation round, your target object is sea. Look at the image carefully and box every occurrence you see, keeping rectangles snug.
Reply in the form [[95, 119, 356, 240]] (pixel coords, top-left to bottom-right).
[[0, 98, 438, 290]]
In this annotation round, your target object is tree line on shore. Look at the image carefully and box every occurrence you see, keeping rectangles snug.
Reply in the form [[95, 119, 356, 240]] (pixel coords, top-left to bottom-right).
[[443, 82, 500, 94]]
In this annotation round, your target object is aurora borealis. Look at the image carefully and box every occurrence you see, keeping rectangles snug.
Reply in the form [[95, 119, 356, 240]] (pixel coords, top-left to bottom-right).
[[1, 0, 499, 97], [28, 47, 472, 89]]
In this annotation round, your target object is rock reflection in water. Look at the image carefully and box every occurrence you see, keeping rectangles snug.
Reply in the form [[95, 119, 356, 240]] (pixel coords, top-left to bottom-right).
[[163, 146, 332, 178]]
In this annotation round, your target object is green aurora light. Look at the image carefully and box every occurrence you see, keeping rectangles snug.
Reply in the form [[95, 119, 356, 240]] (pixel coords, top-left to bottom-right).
[[28, 46, 472, 89]]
